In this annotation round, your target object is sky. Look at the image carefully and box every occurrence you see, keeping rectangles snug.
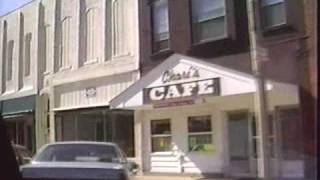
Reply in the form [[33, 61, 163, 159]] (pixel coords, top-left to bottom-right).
[[0, 0, 33, 16]]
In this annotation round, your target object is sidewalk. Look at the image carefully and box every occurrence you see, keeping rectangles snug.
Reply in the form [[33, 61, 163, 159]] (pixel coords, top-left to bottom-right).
[[133, 175, 233, 180]]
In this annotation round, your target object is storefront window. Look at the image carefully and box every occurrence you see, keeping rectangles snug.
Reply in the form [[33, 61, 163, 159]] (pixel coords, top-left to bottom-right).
[[151, 119, 171, 152], [77, 112, 103, 141], [188, 115, 213, 153], [55, 109, 135, 157]]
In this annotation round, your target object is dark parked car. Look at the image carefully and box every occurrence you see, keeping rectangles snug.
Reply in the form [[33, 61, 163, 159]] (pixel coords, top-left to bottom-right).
[[12, 144, 32, 166], [21, 142, 137, 180]]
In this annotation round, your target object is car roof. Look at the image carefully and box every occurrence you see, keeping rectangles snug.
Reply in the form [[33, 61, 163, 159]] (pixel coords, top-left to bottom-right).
[[43, 141, 118, 146], [33, 141, 123, 161]]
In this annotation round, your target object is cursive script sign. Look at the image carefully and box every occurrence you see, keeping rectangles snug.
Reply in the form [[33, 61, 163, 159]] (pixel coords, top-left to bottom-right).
[[162, 66, 200, 84]]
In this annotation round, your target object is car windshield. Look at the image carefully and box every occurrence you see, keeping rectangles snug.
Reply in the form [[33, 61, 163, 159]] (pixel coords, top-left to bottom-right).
[[34, 144, 120, 163]]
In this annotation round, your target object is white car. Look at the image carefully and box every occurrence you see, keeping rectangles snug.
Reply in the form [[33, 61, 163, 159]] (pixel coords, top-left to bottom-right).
[[21, 141, 138, 180]]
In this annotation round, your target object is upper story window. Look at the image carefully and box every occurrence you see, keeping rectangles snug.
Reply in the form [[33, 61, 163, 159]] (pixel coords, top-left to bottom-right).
[[60, 17, 71, 69], [191, 0, 227, 44], [261, 0, 286, 29], [24, 33, 32, 76], [86, 8, 98, 63], [6, 40, 14, 81], [151, 0, 169, 53], [44, 25, 51, 73]]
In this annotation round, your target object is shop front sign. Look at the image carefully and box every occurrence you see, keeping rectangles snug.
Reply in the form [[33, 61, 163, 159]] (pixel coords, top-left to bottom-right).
[[85, 87, 97, 98], [143, 78, 220, 107], [162, 66, 200, 83]]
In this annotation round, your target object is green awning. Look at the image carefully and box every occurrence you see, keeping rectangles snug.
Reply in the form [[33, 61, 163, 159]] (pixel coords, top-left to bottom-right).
[[1, 95, 36, 117]]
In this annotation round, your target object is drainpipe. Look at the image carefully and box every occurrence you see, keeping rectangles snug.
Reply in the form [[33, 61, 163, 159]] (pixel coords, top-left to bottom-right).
[[246, 0, 271, 178]]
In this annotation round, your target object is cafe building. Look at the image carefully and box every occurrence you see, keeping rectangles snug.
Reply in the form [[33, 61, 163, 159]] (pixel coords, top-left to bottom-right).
[[110, 54, 303, 177]]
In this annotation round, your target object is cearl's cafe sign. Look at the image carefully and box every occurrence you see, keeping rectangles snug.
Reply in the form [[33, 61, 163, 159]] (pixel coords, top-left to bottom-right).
[[143, 66, 220, 107]]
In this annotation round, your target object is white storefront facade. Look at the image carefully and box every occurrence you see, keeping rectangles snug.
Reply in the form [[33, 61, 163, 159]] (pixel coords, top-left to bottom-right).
[[35, 0, 140, 157], [111, 54, 303, 177]]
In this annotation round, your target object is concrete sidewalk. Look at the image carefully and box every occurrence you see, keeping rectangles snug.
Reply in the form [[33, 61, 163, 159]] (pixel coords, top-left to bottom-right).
[[133, 175, 233, 180]]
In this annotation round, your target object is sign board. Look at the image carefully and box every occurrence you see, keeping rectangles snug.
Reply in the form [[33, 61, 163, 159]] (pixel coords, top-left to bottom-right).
[[85, 87, 97, 98], [143, 78, 220, 107]]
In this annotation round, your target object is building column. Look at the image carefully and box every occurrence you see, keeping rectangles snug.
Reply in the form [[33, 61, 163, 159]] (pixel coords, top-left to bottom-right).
[[134, 110, 144, 174], [35, 95, 46, 150]]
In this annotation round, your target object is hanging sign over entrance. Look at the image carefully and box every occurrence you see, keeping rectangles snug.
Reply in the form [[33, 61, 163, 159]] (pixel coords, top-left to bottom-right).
[[143, 78, 220, 107]]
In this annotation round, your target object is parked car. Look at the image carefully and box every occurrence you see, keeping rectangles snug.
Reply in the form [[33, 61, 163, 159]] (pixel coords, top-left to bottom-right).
[[20, 141, 137, 180], [12, 144, 32, 166]]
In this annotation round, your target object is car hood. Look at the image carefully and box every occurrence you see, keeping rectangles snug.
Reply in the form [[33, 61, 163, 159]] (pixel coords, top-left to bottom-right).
[[21, 162, 127, 180]]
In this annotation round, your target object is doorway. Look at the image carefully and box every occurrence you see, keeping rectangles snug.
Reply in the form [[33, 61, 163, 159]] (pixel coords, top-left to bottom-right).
[[227, 111, 254, 176], [4, 116, 34, 151]]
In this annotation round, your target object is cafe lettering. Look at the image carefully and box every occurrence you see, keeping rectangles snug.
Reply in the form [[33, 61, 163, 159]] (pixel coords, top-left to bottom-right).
[[144, 78, 220, 103]]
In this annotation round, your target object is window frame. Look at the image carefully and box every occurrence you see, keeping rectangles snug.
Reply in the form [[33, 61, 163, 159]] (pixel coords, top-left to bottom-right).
[[187, 115, 213, 153], [24, 33, 32, 77], [189, 0, 229, 45], [85, 7, 99, 64], [150, 119, 172, 153], [150, 0, 170, 54], [6, 40, 14, 81], [59, 16, 72, 70], [258, 0, 290, 33], [44, 24, 51, 74]]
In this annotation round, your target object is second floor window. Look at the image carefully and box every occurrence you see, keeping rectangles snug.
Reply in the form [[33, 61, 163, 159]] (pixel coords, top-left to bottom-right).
[[151, 0, 169, 53], [44, 25, 51, 73], [86, 8, 98, 63], [6, 40, 14, 81], [261, 0, 286, 29], [191, 0, 226, 43], [60, 17, 71, 69], [24, 33, 32, 76]]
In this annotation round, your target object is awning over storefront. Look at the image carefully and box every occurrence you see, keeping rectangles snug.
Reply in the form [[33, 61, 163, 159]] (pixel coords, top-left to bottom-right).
[[1, 95, 36, 118], [110, 54, 298, 109]]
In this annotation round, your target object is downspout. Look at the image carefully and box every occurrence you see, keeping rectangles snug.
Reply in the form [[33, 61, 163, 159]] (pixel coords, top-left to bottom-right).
[[246, 0, 271, 178]]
